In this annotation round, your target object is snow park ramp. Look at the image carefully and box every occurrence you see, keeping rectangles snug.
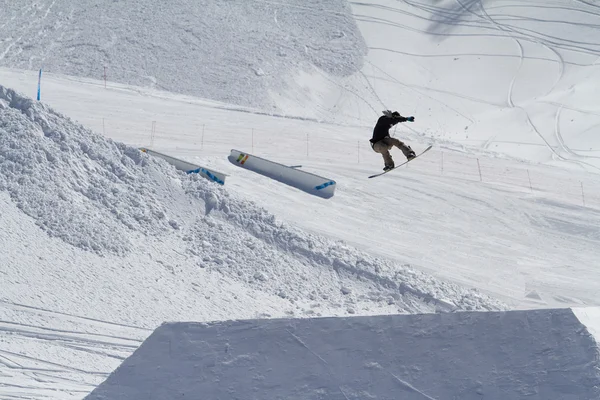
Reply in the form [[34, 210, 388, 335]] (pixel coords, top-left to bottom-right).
[[85, 309, 600, 400]]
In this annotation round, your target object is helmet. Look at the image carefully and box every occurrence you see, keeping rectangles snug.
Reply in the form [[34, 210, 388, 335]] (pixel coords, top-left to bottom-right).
[[383, 110, 401, 118]]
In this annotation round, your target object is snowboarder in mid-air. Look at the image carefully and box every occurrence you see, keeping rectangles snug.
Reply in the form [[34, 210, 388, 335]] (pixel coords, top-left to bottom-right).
[[370, 110, 416, 171]]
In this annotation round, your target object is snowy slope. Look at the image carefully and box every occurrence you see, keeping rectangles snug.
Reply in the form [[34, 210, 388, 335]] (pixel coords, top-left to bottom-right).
[[0, 86, 503, 399], [4, 70, 598, 311], [0, 0, 365, 113], [2, 74, 599, 398], [87, 310, 600, 400], [1, 0, 599, 169]]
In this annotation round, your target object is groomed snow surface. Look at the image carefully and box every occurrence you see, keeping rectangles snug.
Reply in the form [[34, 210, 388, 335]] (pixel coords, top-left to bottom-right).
[[1, 0, 600, 398], [87, 309, 600, 400]]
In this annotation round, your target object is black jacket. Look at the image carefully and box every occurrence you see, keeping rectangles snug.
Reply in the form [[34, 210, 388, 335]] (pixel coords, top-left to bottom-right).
[[370, 115, 408, 143]]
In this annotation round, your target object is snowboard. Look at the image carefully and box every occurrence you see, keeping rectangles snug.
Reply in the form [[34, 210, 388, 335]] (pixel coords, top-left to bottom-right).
[[368, 145, 433, 178]]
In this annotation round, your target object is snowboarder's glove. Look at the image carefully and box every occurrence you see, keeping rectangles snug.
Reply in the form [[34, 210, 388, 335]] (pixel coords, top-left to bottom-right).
[[406, 116, 415, 122]]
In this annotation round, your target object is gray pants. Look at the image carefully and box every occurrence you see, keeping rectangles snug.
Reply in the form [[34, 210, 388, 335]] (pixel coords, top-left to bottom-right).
[[372, 137, 413, 166]]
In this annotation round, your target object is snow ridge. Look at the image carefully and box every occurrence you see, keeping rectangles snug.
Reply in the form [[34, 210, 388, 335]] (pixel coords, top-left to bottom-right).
[[184, 175, 507, 312]]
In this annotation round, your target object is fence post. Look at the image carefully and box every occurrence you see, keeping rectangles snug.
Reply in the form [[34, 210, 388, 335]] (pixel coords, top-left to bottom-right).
[[581, 181, 586, 207], [103, 66, 107, 88], [476, 158, 482, 181], [102, 118, 106, 135], [150, 121, 156, 148], [37, 68, 42, 100], [527, 169, 533, 192], [306, 133, 309, 158]]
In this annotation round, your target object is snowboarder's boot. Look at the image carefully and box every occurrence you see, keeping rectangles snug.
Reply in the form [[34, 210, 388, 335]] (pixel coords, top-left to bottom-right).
[[406, 148, 416, 161], [383, 163, 395, 171]]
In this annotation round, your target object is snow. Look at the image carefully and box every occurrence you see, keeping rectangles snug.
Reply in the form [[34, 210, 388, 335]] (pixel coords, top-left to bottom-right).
[[0, 86, 181, 256], [574, 307, 600, 344], [3, 69, 598, 311], [2, 0, 599, 168], [86, 309, 600, 400], [351, 0, 600, 167], [1, 0, 600, 398], [0, 86, 499, 314], [0, 0, 365, 112], [0, 86, 506, 399]]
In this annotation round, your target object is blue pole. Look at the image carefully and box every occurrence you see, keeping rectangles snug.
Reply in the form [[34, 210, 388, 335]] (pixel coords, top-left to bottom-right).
[[37, 68, 42, 101]]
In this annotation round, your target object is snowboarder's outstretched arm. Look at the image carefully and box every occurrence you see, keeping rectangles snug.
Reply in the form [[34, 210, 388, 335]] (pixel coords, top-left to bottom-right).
[[382, 109, 415, 123]]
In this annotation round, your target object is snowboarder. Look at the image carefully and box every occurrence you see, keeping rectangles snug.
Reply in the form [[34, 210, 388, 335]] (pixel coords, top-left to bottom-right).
[[370, 110, 416, 171]]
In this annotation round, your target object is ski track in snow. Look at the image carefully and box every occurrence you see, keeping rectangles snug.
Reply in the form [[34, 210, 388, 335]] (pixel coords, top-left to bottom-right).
[[507, 39, 524, 108], [476, 0, 565, 97], [362, 59, 475, 123], [389, 372, 438, 400], [456, 0, 559, 108], [1, 301, 150, 332], [476, 0, 591, 170], [467, 0, 526, 109], [554, 106, 600, 165], [0, 301, 147, 400], [555, 106, 575, 158], [451, 0, 522, 150], [455, 0, 596, 168], [285, 329, 352, 400], [545, 107, 600, 170]]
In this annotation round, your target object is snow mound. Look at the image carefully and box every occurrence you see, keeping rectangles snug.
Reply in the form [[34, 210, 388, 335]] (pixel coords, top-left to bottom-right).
[[0, 0, 365, 112], [86, 308, 600, 400], [0, 86, 181, 256]]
